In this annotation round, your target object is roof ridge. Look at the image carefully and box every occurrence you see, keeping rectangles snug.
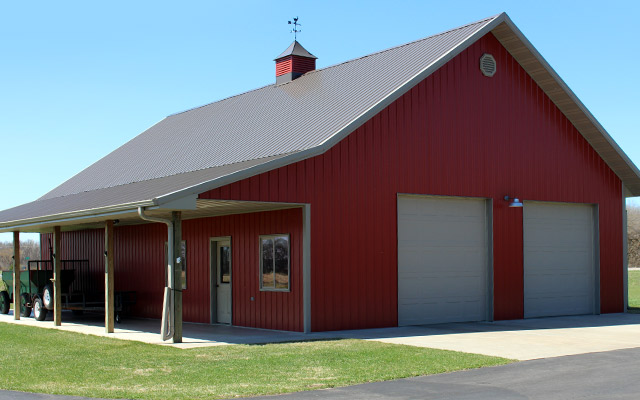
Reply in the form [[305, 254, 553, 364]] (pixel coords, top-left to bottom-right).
[[280, 14, 500, 84], [168, 14, 500, 114]]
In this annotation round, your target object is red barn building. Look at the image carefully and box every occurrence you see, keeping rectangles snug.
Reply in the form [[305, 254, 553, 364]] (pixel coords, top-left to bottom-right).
[[1, 13, 639, 340]]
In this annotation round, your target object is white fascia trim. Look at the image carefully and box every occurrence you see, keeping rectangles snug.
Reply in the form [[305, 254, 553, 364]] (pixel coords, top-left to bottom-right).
[[0, 200, 155, 232], [155, 14, 506, 206], [499, 17, 640, 194]]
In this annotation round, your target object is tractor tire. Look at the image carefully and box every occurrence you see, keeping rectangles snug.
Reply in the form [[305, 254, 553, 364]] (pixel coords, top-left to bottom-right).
[[33, 296, 47, 321], [42, 283, 54, 310], [0, 291, 9, 314], [20, 293, 32, 317]]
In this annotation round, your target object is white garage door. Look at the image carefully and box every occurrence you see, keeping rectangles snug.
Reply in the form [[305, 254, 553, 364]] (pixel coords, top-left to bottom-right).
[[524, 202, 596, 318], [398, 195, 489, 326]]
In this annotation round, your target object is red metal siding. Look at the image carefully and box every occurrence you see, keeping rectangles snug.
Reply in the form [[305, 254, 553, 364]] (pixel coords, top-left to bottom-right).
[[276, 55, 316, 77], [182, 208, 303, 331], [201, 32, 623, 330], [41, 230, 105, 295], [42, 209, 303, 331]]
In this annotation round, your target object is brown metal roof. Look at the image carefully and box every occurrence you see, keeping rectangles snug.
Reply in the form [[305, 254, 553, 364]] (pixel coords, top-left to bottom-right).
[[1, 12, 638, 231]]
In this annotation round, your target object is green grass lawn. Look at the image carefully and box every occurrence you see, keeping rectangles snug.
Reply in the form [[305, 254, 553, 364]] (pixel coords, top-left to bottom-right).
[[629, 270, 640, 312], [0, 323, 510, 399]]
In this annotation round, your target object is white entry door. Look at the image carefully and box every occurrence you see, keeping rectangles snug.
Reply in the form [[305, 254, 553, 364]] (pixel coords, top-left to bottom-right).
[[397, 195, 489, 326], [211, 239, 232, 324]]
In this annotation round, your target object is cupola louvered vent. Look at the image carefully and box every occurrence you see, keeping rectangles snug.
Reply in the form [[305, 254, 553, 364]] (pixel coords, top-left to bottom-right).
[[479, 53, 496, 77]]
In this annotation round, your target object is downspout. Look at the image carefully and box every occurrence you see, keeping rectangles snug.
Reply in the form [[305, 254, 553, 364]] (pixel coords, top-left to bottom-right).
[[138, 207, 174, 341]]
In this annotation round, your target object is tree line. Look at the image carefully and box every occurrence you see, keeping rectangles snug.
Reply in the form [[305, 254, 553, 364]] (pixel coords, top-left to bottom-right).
[[629, 205, 640, 268], [0, 240, 41, 271]]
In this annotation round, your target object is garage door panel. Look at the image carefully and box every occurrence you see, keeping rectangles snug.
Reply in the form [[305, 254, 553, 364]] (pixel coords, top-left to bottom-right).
[[398, 219, 485, 243], [399, 296, 485, 325], [399, 248, 486, 272], [525, 251, 592, 270], [525, 272, 592, 295], [398, 196, 488, 326], [399, 275, 485, 298], [526, 228, 591, 247], [524, 202, 595, 318], [523, 295, 592, 316]]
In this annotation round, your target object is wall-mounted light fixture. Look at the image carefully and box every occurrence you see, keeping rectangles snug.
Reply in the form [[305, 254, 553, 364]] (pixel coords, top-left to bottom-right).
[[504, 196, 523, 208]]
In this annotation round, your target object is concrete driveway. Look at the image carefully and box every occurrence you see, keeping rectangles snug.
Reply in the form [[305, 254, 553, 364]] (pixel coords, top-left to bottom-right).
[[338, 313, 640, 360], [2, 311, 639, 360]]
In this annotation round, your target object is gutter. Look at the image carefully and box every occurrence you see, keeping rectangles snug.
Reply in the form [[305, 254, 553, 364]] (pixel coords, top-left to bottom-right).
[[137, 207, 174, 341], [0, 200, 155, 232]]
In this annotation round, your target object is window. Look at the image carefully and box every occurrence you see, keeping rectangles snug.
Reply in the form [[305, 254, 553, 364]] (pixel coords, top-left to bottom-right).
[[219, 243, 230, 284], [260, 235, 290, 291]]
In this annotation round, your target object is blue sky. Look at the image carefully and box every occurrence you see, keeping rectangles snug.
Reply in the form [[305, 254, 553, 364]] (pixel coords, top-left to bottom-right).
[[0, 1, 638, 241]]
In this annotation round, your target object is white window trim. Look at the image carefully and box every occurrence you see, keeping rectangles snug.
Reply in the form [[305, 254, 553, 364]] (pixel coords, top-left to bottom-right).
[[259, 234, 291, 292]]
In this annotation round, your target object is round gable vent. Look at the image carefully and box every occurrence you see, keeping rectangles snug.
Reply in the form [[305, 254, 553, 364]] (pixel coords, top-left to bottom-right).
[[479, 53, 496, 77]]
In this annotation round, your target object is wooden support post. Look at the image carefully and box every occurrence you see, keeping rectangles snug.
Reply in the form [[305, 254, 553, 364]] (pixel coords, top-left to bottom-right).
[[104, 220, 115, 333], [172, 211, 183, 343], [13, 232, 20, 320], [53, 226, 62, 326]]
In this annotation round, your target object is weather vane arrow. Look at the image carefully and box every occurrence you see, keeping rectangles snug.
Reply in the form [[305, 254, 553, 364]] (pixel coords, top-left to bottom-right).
[[288, 16, 302, 41]]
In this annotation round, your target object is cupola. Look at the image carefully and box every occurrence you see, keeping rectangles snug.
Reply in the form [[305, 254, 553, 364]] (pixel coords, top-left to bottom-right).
[[274, 41, 317, 84]]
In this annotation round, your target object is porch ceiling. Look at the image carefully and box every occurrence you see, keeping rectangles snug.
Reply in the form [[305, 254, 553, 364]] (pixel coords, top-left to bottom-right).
[[1, 199, 303, 234]]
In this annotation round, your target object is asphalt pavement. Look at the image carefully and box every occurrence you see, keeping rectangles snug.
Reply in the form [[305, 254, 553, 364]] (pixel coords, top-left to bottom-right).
[[256, 347, 640, 400]]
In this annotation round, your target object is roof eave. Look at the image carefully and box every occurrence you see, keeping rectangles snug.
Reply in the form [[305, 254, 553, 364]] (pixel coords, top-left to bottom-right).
[[0, 200, 156, 233]]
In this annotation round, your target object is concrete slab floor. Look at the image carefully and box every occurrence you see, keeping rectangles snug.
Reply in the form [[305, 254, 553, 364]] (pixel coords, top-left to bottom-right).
[[0, 310, 320, 349], [1, 311, 639, 360]]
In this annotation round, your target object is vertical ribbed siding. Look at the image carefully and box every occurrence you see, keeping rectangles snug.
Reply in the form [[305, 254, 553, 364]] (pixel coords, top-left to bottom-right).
[[182, 208, 303, 331], [42, 209, 303, 331], [40, 230, 104, 296], [201, 31, 623, 330]]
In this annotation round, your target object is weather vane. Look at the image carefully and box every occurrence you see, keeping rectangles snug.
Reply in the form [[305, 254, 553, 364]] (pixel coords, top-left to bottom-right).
[[288, 16, 302, 41]]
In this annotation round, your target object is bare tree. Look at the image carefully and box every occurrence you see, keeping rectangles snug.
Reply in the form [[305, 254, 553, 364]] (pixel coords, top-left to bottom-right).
[[0, 239, 42, 271], [628, 205, 640, 268]]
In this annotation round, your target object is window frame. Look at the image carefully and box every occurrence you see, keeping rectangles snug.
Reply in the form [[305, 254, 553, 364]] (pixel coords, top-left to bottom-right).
[[259, 234, 291, 292]]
